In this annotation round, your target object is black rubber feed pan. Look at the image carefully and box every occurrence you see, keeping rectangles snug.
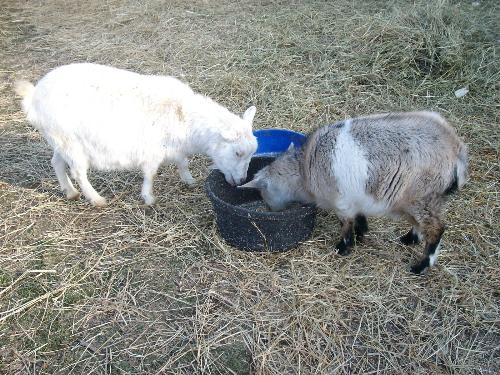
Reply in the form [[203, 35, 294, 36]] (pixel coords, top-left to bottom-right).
[[205, 156, 317, 251]]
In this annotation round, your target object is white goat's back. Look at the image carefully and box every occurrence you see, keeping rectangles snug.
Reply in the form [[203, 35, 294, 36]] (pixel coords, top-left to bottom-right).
[[23, 63, 194, 170]]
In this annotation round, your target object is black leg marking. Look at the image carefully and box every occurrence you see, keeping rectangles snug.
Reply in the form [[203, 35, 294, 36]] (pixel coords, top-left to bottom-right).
[[354, 214, 368, 242], [336, 238, 352, 256], [410, 231, 443, 274], [410, 256, 430, 274], [400, 228, 420, 245], [336, 219, 354, 256], [405, 204, 445, 274]]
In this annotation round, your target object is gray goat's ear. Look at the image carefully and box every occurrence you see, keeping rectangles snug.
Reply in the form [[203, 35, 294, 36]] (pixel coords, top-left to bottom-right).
[[287, 142, 295, 151], [238, 177, 266, 189]]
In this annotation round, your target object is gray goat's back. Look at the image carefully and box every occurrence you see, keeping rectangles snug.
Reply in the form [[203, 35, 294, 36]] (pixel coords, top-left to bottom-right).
[[301, 112, 466, 210]]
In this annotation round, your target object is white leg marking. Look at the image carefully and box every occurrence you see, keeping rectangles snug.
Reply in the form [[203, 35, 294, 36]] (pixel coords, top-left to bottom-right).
[[415, 227, 424, 242], [429, 241, 442, 267]]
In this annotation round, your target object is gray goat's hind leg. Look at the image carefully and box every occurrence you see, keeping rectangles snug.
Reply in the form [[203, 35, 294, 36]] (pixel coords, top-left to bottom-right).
[[410, 217, 445, 274]]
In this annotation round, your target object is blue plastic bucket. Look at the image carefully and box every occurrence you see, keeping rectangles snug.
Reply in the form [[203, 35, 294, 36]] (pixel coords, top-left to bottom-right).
[[253, 129, 306, 157]]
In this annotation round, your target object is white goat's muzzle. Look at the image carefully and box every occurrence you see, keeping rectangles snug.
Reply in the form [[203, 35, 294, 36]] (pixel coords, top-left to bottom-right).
[[225, 172, 246, 187]]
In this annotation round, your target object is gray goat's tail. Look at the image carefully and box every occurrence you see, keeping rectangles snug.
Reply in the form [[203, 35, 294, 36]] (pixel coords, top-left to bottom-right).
[[445, 143, 469, 195], [456, 143, 469, 189]]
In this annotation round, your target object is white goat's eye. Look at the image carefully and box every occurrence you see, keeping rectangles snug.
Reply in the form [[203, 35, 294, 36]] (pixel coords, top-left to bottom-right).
[[235, 151, 243, 158]]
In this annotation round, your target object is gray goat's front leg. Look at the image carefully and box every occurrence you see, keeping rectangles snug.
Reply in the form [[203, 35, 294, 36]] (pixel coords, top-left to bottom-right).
[[354, 214, 369, 242], [335, 218, 354, 255]]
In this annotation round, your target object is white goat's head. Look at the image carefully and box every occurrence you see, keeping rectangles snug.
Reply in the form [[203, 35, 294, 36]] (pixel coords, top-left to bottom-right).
[[210, 106, 258, 186]]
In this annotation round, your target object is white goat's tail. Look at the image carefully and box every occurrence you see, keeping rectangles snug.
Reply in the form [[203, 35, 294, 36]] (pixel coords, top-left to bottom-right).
[[456, 142, 469, 189], [14, 80, 35, 114], [14, 80, 34, 98]]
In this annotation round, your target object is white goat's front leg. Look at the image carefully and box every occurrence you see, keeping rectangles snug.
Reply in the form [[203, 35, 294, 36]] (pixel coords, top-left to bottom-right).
[[175, 157, 196, 186], [70, 167, 107, 207], [51, 151, 80, 200], [141, 164, 160, 205]]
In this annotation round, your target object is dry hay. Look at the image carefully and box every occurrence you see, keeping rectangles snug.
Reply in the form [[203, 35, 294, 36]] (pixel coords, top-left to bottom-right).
[[0, 0, 498, 374]]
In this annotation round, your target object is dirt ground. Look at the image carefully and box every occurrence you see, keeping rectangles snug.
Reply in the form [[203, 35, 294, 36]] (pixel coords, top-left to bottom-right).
[[0, 0, 498, 374]]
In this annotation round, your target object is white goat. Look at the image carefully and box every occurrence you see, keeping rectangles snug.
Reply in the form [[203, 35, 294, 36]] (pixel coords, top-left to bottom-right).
[[15, 63, 257, 206], [240, 112, 468, 274]]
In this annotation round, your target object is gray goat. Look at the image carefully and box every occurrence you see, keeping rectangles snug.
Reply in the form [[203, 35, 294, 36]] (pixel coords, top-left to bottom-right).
[[240, 112, 468, 274]]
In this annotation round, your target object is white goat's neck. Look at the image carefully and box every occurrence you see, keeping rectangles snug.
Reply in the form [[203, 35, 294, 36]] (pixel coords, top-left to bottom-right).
[[184, 93, 242, 156]]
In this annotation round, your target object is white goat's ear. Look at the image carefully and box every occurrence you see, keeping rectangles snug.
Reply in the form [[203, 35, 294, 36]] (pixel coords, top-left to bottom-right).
[[287, 142, 295, 151], [242, 106, 256, 124], [238, 177, 266, 189]]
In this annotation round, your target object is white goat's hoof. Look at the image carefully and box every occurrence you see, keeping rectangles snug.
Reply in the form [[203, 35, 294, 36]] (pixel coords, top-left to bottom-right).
[[91, 197, 107, 207], [66, 191, 80, 200], [182, 178, 196, 187]]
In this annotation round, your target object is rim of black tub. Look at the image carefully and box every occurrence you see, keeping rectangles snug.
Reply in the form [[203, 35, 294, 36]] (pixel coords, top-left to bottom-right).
[[204, 170, 316, 221]]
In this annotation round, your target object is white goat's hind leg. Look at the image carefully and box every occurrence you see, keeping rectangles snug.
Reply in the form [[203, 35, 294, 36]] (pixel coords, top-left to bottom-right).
[[176, 157, 196, 186], [141, 165, 159, 205], [51, 152, 80, 200], [71, 167, 106, 207]]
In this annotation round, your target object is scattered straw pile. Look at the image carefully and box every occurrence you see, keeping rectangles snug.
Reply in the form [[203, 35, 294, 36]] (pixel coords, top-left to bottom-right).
[[0, 0, 498, 374]]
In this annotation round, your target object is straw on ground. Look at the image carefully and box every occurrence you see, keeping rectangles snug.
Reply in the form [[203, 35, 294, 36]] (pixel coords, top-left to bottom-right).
[[0, 0, 498, 374]]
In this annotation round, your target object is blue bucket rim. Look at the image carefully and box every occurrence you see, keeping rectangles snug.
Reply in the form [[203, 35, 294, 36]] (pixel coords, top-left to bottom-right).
[[253, 128, 306, 136], [253, 128, 306, 156]]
